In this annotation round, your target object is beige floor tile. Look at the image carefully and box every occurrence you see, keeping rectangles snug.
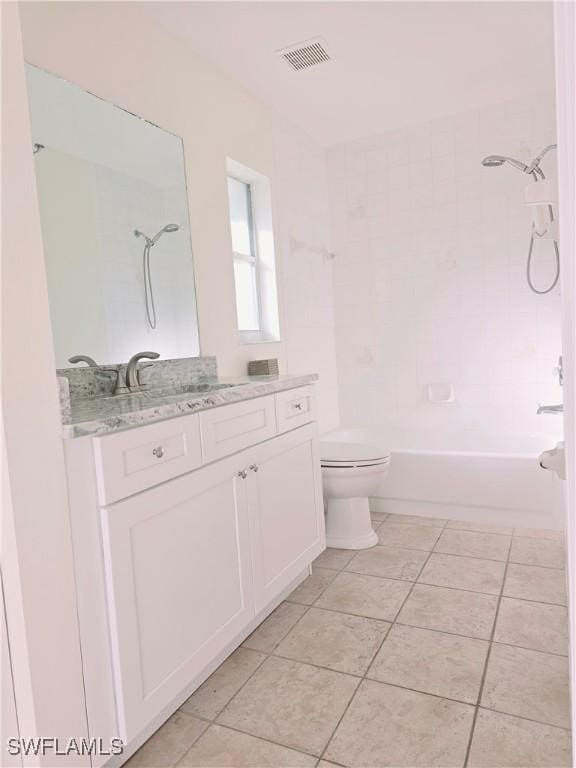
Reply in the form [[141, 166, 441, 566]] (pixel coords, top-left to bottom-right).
[[514, 527, 564, 541], [467, 708, 571, 768], [314, 548, 357, 571], [418, 553, 505, 595], [494, 598, 568, 655], [317, 763, 341, 768], [345, 544, 428, 580], [370, 510, 389, 522], [177, 724, 316, 767], [434, 529, 510, 561], [510, 537, 565, 569], [126, 712, 208, 767], [286, 567, 337, 605], [386, 513, 447, 527], [378, 522, 442, 551], [180, 648, 266, 720], [275, 606, 390, 675], [504, 563, 566, 605], [481, 644, 570, 729], [368, 624, 488, 704], [315, 571, 412, 621], [397, 584, 498, 639], [242, 602, 308, 653], [217, 657, 358, 757], [325, 679, 474, 767], [446, 520, 513, 535]]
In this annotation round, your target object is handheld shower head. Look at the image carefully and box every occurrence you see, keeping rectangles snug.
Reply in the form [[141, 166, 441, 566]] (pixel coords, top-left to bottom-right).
[[134, 224, 179, 247], [481, 154, 528, 172], [481, 155, 506, 167], [151, 223, 179, 245]]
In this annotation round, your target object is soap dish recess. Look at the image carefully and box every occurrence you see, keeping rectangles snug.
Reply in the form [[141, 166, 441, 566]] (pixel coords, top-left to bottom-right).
[[427, 382, 455, 404]]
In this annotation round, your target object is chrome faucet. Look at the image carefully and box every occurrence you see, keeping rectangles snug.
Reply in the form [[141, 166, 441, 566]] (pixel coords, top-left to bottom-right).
[[125, 351, 160, 390], [537, 404, 563, 415], [68, 355, 98, 367]]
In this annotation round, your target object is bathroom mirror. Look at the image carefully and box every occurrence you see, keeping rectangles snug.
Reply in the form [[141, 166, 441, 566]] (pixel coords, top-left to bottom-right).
[[26, 64, 200, 368]]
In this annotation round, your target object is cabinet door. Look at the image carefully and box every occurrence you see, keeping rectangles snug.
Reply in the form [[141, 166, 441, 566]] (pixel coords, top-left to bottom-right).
[[248, 424, 325, 613], [100, 454, 254, 742]]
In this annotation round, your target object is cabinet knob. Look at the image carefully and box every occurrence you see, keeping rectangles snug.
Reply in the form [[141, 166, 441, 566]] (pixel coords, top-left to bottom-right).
[[238, 469, 248, 479], [293, 402, 303, 411], [250, 464, 259, 473], [152, 446, 165, 458]]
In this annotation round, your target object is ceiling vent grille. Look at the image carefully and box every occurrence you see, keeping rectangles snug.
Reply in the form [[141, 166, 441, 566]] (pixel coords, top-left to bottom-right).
[[278, 38, 331, 71]]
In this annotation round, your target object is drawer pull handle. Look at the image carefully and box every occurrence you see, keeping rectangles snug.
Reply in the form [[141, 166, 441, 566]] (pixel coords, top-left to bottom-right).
[[293, 402, 303, 411], [152, 446, 165, 458], [238, 469, 248, 479], [250, 464, 259, 473]]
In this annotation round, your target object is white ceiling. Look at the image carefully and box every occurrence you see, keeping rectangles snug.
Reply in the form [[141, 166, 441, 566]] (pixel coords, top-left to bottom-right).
[[147, 1, 555, 147]]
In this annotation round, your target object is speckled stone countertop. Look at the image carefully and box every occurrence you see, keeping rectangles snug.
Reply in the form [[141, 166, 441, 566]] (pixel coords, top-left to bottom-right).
[[62, 373, 318, 438]]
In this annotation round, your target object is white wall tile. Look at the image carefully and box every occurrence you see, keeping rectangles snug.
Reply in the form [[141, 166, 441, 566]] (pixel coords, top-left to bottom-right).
[[328, 93, 562, 452]]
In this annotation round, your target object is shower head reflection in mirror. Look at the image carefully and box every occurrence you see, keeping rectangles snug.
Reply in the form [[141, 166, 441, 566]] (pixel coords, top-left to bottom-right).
[[481, 144, 559, 294], [134, 224, 180, 330]]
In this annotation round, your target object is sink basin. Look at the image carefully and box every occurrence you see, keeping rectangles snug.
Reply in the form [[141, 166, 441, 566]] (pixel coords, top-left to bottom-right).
[[150, 382, 247, 397], [95, 381, 247, 402]]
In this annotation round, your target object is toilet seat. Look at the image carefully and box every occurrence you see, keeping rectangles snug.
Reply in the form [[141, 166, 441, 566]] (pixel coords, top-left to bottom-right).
[[320, 441, 390, 469]]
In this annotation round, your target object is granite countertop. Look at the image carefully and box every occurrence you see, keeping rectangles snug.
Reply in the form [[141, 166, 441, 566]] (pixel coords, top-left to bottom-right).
[[62, 373, 318, 438]]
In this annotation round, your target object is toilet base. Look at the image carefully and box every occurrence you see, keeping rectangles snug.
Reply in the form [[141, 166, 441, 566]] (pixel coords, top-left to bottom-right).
[[325, 497, 379, 550]]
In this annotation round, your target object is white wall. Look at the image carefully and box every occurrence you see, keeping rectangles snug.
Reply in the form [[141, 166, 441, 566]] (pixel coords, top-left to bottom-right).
[[273, 114, 339, 432], [1, 4, 89, 764], [328, 94, 563, 452]]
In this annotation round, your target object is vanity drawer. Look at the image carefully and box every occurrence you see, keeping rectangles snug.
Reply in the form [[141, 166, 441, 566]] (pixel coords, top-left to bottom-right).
[[275, 386, 316, 434], [200, 395, 276, 463], [93, 414, 202, 504]]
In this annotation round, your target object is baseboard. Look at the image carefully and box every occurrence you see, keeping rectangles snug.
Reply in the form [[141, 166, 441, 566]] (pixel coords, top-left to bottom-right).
[[370, 496, 562, 530]]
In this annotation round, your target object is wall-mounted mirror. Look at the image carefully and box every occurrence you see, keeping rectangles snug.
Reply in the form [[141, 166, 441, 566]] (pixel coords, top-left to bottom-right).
[[26, 64, 200, 368]]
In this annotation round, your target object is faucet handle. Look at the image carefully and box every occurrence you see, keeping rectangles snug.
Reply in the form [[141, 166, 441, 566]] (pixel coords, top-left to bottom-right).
[[126, 351, 160, 389]]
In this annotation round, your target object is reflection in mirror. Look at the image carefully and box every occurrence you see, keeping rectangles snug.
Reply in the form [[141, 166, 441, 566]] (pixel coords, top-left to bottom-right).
[[26, 64, 200, 368]]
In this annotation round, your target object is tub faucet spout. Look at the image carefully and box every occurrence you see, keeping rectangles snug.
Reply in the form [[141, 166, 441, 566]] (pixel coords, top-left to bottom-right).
[[537, 404, 563, 415]]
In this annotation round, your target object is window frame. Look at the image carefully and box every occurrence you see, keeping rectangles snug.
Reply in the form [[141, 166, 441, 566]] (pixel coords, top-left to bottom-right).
[[226, 158, 281, 345], [228, 175, 262, 334]]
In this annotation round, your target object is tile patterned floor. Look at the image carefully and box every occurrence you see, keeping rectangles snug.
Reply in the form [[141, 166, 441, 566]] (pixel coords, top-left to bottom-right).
[[126, 514, 571, 768]]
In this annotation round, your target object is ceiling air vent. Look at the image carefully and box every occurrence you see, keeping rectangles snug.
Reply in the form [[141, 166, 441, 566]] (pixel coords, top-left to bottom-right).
[[278, 38, 331, 72]]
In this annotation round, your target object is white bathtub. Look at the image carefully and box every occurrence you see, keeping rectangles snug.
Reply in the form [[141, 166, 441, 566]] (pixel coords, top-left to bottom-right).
[[372, 449, 565, 530], [322, 429, 565, 530]]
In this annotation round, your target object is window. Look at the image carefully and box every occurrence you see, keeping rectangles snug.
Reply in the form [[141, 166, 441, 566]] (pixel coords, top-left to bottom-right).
[[227, 176, 260, 331], [226, 159, 280, 343]]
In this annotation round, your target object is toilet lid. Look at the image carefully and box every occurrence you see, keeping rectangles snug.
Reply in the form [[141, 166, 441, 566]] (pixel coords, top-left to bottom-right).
[[320, 441, 390, 466]]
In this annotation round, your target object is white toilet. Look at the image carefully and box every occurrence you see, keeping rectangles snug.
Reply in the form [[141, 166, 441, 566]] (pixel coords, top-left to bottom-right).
[[320, 432, 391, 550]]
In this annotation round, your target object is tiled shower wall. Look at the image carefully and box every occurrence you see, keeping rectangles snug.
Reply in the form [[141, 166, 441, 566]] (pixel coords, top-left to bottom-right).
[[328, 93, 563, 452]]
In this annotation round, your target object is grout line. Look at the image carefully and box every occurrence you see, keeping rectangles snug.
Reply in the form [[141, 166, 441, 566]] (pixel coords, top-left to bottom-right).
[[333, 558, 565, 609], [181, 720, 322, 763], [462, 528, 513, 767], [316, 542, 439, 764], [473, 705, 572, 733]]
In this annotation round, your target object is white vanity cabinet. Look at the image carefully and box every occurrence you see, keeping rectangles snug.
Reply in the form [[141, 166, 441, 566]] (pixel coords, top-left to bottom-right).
[[66, 385, 324, 760], [100, 452, 254, 742], [247, 429, 323, 612]]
